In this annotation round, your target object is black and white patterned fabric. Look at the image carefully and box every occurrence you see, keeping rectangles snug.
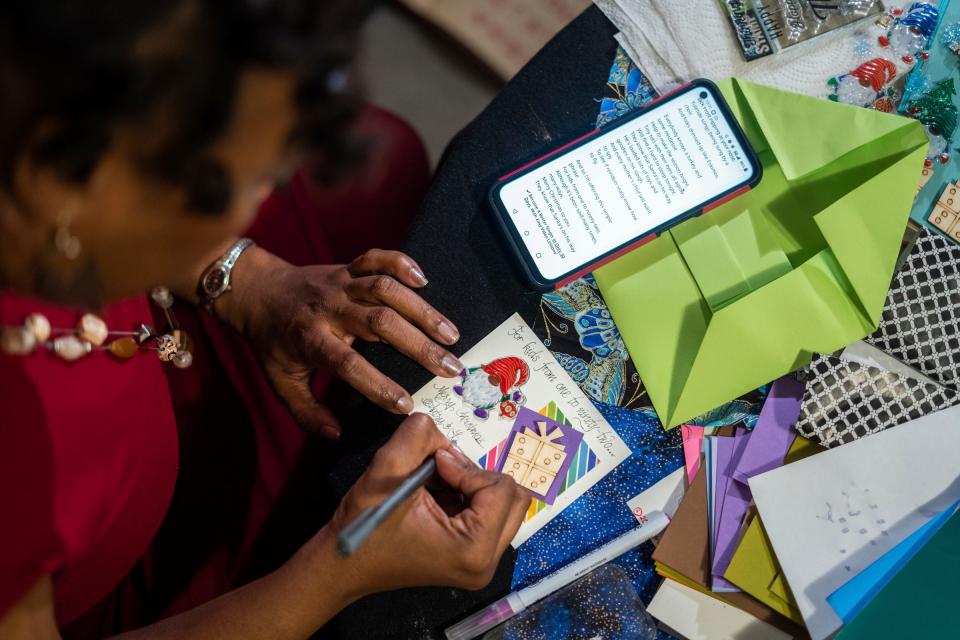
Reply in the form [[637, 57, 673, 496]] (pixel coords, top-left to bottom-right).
[[795, 353, 958, 448], [865, 229, 960, 388]]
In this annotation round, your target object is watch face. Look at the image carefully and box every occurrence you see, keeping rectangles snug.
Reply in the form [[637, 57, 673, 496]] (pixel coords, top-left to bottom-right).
[[203, 267, 228, 297]]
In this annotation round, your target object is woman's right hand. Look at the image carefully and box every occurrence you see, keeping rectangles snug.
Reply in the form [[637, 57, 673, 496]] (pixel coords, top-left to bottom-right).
[[320, 413, 531, 597]]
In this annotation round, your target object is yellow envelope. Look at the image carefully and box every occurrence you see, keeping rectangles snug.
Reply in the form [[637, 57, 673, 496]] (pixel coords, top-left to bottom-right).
[[724, 514, 804, 625]]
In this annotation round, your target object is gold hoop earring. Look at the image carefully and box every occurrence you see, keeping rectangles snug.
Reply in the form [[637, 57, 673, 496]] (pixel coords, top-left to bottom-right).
[[54, 207, 81, 260]]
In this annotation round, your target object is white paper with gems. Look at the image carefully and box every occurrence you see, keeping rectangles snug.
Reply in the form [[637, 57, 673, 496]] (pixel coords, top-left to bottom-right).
[[412, 313, 631, 546]]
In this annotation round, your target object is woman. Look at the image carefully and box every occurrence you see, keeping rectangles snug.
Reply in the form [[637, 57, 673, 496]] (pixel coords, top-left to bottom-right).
[[0, 2, 529, 638]]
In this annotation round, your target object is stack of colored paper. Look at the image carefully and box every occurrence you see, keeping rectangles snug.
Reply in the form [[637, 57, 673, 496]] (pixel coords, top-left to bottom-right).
[[647, 378, 813, 638], [645, 382, 960, 640]]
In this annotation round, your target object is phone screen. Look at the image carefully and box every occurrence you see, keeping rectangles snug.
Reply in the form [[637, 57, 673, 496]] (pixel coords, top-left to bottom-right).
[[493, 83, 758, 283]]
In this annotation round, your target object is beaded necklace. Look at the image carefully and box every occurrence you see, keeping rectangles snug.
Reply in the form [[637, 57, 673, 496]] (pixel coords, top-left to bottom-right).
[[0, 286, 193, 368]]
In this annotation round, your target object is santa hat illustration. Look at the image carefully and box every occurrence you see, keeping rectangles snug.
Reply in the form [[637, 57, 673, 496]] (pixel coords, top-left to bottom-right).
[[481, 356, 530, 396]]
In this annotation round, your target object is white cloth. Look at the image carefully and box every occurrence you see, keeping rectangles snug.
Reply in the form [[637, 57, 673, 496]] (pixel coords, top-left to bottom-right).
[[594, 0, 911, 98]]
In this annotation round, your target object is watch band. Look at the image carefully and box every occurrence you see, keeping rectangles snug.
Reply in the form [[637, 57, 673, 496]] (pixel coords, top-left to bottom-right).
[[199, 238, 255, 311]]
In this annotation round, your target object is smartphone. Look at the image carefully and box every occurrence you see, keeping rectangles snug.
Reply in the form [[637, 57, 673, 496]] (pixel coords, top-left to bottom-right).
[[489, 79, 762, 290]]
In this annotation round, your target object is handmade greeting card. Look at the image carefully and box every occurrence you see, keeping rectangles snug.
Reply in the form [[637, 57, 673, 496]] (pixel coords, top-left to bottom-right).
[[412, 313, 631, 545]]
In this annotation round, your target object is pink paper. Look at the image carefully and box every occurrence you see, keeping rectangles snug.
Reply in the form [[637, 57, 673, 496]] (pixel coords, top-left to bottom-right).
[[681, 424, 703, 485]]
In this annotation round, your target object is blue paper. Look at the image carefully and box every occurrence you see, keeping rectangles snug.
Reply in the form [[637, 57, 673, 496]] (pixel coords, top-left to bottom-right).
[[827, 500, 960, 623]]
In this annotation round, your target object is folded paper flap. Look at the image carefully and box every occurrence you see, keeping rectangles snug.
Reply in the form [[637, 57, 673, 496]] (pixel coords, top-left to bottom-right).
[[812, 147, 930, 322], [673, 191, 793, 310], [724, 78, 927, 181], [667, 252, 877, 427]]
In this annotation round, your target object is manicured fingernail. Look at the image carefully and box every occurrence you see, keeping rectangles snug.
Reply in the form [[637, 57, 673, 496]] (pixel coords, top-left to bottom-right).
[[321, 425, 341, 440], [395, 395, 414, 413], [442, 354, 464, 376], [409, 267, 428, 286], [438, 321, 460, 344], [437, 448, 456, 461]]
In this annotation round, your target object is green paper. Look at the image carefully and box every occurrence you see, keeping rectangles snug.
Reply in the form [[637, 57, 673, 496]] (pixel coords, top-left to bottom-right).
[[836, 510, 960, 639], [594, 78, 928, 428], [724, 516, 805, 625]]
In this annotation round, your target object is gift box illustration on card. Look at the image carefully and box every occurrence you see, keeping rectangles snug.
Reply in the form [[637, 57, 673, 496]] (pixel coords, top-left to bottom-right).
[[494, 406, 583, 504]]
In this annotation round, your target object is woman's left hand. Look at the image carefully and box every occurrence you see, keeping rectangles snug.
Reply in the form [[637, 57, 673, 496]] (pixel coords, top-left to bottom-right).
[[221, 247, 463, 439]]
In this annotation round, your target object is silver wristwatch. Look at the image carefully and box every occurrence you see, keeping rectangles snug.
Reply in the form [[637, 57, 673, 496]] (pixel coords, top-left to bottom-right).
[[199, 238, 254, 310]]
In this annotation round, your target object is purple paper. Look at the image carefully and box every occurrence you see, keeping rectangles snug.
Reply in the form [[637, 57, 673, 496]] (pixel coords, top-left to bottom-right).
[[711, 377, 805, 588], [732, 376, 804, 485], [711, 429, 752, 591], [495, 406, 582, 505], [711, 437, 736, 560]]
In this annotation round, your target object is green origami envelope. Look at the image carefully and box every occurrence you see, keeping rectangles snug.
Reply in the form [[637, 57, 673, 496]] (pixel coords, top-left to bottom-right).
[[594, 78, 928, 429]]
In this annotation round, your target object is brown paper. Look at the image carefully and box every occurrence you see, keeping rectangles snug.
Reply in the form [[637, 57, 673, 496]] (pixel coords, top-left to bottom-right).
[[653, 458, 809, 639]]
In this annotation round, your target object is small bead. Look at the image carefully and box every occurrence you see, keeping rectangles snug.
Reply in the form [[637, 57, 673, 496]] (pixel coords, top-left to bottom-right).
[[78, 313, 108, 346], [53, 335, 91, 361], [24, 313, 51, 342], [136, 323, 156, 344], [1, 326, 37, 355], [108, 336, 139, 359], [172, 350, 193, 369], [171, 328, 192, 354], [150, 287, 174, 310], [156, 334, 178, 361]]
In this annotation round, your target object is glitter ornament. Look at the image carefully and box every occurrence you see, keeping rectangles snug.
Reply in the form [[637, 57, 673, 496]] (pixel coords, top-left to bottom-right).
[[882, 2, 939, 62], [942, 22, 960, 55], [830, 58, 896, 107], [906, 78, 958, 164]]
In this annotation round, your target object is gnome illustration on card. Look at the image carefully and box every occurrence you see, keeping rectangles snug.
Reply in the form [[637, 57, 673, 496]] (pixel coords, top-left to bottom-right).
[[454, 356, 529, 419]]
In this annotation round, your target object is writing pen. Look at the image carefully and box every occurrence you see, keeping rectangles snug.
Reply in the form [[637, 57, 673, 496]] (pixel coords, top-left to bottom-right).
[[336, 457, 437, 556], [444, 511, 670, 640]]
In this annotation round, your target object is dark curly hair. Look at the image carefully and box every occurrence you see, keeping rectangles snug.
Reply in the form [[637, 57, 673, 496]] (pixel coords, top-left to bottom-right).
[[0, 0, 371, 214]]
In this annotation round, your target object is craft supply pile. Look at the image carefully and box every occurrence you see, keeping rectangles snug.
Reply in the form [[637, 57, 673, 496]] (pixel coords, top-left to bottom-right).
[[429, 1, 960, 638]]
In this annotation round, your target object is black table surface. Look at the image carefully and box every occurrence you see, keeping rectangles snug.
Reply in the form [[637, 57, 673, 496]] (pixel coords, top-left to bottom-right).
[[323, 6, 620, 638]]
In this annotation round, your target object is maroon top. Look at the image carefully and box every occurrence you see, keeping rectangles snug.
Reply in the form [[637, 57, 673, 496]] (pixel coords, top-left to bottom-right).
[[0, 293, 179, 626]]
